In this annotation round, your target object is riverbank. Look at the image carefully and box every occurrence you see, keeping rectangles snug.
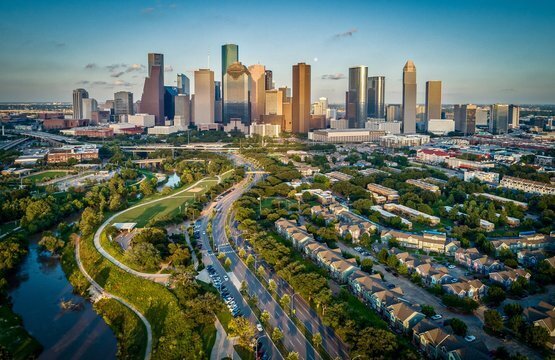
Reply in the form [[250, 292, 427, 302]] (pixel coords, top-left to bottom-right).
[[0, 303, 42, 359]]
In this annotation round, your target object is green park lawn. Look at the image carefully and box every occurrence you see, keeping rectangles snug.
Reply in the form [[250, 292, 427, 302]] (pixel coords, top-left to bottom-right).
[[0, 305, 42, 360], [24, 170, 69, 182]]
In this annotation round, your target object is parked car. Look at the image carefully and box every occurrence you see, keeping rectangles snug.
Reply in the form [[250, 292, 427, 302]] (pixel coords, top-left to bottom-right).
[[387, 283, 396, 289], [448, 265, 456, 269], [223, 275, 229, 281], [464, 335, 476, 342], [431, 314, 443, 320], [256, 323, 263, 332]]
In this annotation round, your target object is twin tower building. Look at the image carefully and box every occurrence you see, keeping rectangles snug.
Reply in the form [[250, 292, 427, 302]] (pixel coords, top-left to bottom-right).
[[346, 60, 437, 134], [139, 44, 313, 134]]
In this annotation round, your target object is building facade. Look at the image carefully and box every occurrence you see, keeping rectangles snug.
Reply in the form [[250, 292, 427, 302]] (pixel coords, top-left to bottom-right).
[[140, 53, 165, 125], [425, 81, 442, 124], [367, 76, 385, 119], [347, 66, 368, 128], [194, 69, 215, 126], [223, 62, 251, 128], [72, 88, 89, 119], [292, 63, 311, 133], [402, 60, 417, 134]]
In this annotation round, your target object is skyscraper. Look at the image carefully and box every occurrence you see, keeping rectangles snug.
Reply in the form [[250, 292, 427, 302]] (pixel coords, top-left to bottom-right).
[[490, 104, 509, 134], [248, 64, 266, 123], [140, 53, 165, 125], [114, 91, 134, 117], [292, 63, 311, 133], [174, 94, 191, 128], [265, 89, 283, 115], [223, 62, 251, 127], [72, 88, 89, 119], [454, 104, 476, 135], [387, 105, 401, 121], [265, 70, 273, 90], [425, 81, 442, 124], [164, 86, 178, 120], [82, 98, 97, 120], [347, 66, 368, 128], [367, 76, 385, 119], [221, 44, 238, 104], [402, 60, 417, 134], [509, 104, 520, 129], [194, 69, 215, 126], [177, 74, 190, 96]]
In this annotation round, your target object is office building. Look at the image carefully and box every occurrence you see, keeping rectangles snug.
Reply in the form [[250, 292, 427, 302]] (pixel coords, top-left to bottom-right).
[[292, 63, 311, 133], [425, 81, 442, 123], [164, 86, 178, 120], [367, 76, 385, 119], [365, 119, 401, 134], [454, 104, 477, 135], [177, 74, 190, 96], [265, 70, 273, 90], [330, 119, 349, 129], [265, 89, 283, 115], [249, 123, 280, 138], [248, 64, 266, 123], [128, 114, 156, 127], [82, 98, 98, 120], [309, 129, 385, 143], [194, 69, 215, 126], [114, 91, 134, 117], [387, 105, 401, 121], [490, 104, 509, 135], [312, 97, 328, 117], [72, 88, 89, 119], [509, 105, 520, 129], [402, 60, 417, 133], [223, 62, 251, 128], [347, 66, 368, 128], [221, 44, 239, 105], [214, 81, 222, 123], [427, 119, 455, 135], [174, 94, 191, 127], [476, 107, 489, 127], [140, 53, 165, 125]]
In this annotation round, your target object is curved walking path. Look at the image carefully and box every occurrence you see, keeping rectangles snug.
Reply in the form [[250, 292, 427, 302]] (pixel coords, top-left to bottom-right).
[[75, 236, 153, 360], [93, 170, 233, 283]]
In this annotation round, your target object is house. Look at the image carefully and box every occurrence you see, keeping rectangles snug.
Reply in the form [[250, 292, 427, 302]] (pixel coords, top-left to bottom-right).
[[454, 248, 481, 268], [517, 249, 545, 266], [413, 323, 451, 359], [386, 302, 425, 333], [445, 240, 460, 256], [523, 301, 555, 350], [442, 279, 487, 300], [471, 256, 503, 274], [546, 256, 555, 268], [314, 248, 358, 282], [489, 269, 531, 288], [371, 290, 403, 314], [381, 229, 447, 253]]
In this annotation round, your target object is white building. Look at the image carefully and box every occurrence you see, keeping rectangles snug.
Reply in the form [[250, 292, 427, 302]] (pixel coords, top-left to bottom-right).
[[365, 119, 401, 134], [82, 98, 98, 120], [499, 176, 555, 195], [147, 125, 183, 135], [427, 119, 454, 135], [249, 123, 280, 138], [309, 129, 385, 143], [463, 171, 500, 184], [330, 119, 349, 130], [128, 114, 155, 127], [379, 134, 430, 148]]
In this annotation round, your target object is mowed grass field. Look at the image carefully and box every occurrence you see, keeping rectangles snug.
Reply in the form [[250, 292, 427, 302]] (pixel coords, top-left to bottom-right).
[[24, 170, 70, 182]]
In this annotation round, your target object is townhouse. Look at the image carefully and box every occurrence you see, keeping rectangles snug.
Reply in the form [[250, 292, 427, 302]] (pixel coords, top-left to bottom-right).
[[517, 249, 545, 266], [386, 303, 425, 333], [490, 232, 551, 255], [489, 269, 531, 288], [523, 301, 555, 350], [366, 183, 400, 203], [499, 176, 555, 196], [406, 178, 441, 194], [442, 279, 488, 300], [381, 229, 447, 253], [383, 203, 441, 226]]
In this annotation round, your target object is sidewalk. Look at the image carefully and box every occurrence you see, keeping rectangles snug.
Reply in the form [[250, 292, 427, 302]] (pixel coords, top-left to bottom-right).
[[211, 319, 240, 360]]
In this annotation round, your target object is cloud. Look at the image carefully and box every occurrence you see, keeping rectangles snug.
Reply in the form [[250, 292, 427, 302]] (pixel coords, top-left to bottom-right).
[[113, 80, 132, 87], [76, 80, 90, 85], [111, 71, 125, 78], [333, 28, 358, 39], [92, 81, 108, 86], [106, 63, 126, 72], [164, 65, 174, 72], [85, 63, 97, 69], [126, 64, 145, 73], [321, 73, 346, 80]]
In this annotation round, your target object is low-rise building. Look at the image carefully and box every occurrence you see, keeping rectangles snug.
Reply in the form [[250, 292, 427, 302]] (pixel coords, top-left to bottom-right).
[[445, 157, 495, 170], [463, 170, 500, 184], [366, 183, 399, 202], [416, 148, 450, 164], [383, 203, 440, 226], [309, 129, 385, 143], [442, 279, 487, 299], [47, 145, 99, 163], [370, 205, 413, 229], [499, 176, 555, 196], [405, 179, 441, 194], [523, 302, 555, 350], [381, 230, 447, 253], [489, 269, 531, 288], [473, 193, 528, 209]]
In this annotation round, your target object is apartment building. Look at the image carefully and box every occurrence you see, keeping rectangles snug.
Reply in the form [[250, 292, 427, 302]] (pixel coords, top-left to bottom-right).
[[499, 176, 555, 196], [366, 183, 399, 203], [405, 179, 441, 194], [383, 203, 440, 226]]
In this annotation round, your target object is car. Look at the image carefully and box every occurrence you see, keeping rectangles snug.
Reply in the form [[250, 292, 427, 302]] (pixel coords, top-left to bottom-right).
[[464, 335, 476, 342], [202, 231, 206, 235], [387, 283, 396, 289], [448, 265, 456, 269], [450, 278, 458, 283], [256, 323, 263, 332], [501, 315, 509, 321], [223, 275, 229, 281], [431, 314, 443, 320]]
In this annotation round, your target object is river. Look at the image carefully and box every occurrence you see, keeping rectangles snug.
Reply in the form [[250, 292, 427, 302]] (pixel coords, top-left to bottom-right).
[[8, 237, 118, 360]]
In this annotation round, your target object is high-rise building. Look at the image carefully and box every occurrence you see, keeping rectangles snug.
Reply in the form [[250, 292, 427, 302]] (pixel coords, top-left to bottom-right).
[[490, 104, 509, 135], [347, 66, 368, 128], [367, 76, 385, 119], [265, 70, 273, 90], [164, 86, 178, 120], [402, 60, 417, 133], [177, 74, 190, 96], [114, 91, 134, 117], [221, 44, 238, 104], [82, 98, 98, 120], [509, 105, 520, 129], [454, 104, 477, 135], [387, 105, 401, 121], [476, 107, 489, 127], [72, 88, 89, 119], [140, 53, 165, 125], [214, 81, 222, 123], [174, 94, 191, 128], [425, 81, 442, 123], [317, 97, 328, 116], [248, 64, 266, 123], [265, 89, 283, 115], [292, 63, 311, 133], [194, 69, 215, 126], [223, 62, 251, 127]]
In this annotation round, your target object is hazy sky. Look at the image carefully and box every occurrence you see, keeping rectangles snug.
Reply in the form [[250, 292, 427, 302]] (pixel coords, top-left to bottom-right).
[[1, 0, 554, 104]]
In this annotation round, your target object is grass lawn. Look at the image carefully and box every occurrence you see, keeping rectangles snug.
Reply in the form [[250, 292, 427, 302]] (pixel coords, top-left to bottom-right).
[[24, 170, 69, 182], [261, 197, 296, 211], [340, 291, 388, 330], [0, 305, 42, 360]]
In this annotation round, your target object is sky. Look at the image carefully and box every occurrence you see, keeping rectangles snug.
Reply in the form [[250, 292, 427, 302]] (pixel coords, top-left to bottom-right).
[[0, 0, 554, 104]]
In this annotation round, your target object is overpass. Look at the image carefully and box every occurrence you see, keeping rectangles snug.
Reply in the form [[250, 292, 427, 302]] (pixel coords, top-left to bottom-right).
[[121, 143, 240, 154], [0, 137, 29, 151], [16, 130, 80, 145]]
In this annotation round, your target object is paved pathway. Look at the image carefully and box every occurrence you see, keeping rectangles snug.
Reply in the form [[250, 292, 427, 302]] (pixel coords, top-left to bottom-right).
[[210, 319, 239, 360], [75, 236, 152, 360]]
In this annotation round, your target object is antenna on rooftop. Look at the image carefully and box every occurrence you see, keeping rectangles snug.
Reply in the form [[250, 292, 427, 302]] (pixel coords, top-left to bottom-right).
[[207, 51, 210, 69]]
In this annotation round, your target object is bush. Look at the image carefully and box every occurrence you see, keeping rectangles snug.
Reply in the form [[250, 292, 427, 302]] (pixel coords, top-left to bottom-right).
[[441, 294, 478, 313], [448, 318, 467, 336]]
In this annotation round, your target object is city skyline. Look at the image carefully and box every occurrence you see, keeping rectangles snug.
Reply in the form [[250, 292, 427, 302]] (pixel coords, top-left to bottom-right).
[[1, 0, 554, 104]]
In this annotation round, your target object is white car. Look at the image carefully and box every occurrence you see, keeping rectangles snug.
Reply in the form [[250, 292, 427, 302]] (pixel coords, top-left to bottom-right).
[[448, 265, 456, 269], [223, 275, 229, 281], [464, 335, 476, 342], [431, 314, 443, 320], [256, 323, 263, 332]]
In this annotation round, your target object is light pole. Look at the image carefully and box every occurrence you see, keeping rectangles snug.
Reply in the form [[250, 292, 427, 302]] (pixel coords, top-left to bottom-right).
[[257, 196, 262, 219], [254, 334, 267, 358]]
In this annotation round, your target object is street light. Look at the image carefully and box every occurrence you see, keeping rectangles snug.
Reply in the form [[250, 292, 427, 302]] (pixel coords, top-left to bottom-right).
[[253, 334, 267, 358]]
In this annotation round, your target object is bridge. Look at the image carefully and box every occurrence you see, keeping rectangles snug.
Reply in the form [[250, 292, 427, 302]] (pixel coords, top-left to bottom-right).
[[16, 130, 80, 145], [0, 137, 29, 151], [246, 171, 270, 174], [121, 143, 240, 154]]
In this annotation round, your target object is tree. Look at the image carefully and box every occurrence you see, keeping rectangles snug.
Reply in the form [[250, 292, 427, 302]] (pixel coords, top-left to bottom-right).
[[484, 310, 504, 333], [503, 303, 523, 318], [239, 248, 246, 258], [312, 332, 322, 349], [257, 265, 265, 278], [79, 207, 102, 236], [421, 305, 436, 318], [360, 258, 373, 273], [224, 257, 232, 269], [268, 279, 277, 294], [449, 318, 467, 336], [524, 325, 549, 348], [272, 327, 283, 342], [38, 234, 65, 255], [246, 254, 255, 268], [240, 280, 248, 293], [485, 285, 506, 306], [260, 310, 270, 325], [228, 317, 255, 349], [377, 248, 389, 263], [139, 178, 156, 196], [280, 294, 291, 313], [351, 327, 398, 359], [285, 352, 299, 360], [124, 242, 161, 271]]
